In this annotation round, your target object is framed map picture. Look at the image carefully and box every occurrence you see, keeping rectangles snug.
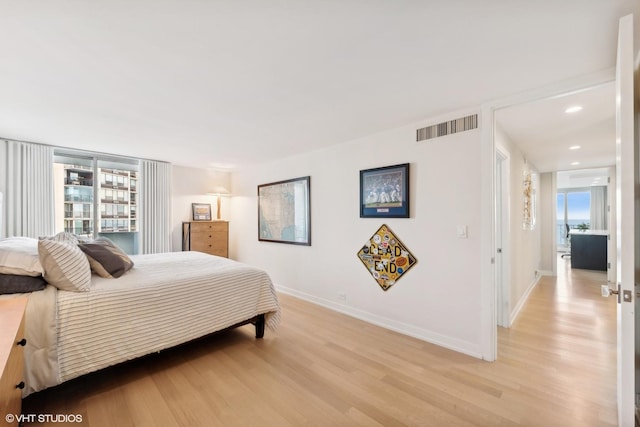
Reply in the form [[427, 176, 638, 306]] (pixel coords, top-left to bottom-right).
[[360, 163, 410, 218], [258, 176, 311, 245]]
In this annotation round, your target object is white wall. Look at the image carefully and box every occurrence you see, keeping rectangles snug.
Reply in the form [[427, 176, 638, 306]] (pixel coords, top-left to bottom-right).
[[495, 126, 542, 324], [170, 165, 231, 251], [538, 172, 556, 275], [230, 109, 485, 357]]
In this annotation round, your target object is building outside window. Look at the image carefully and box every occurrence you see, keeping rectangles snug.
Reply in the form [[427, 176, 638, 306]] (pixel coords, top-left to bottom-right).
[[53, 152, 140, 254]]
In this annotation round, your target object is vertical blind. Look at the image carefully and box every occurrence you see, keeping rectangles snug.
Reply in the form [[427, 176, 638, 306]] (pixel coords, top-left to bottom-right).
[[140, 160, 172, 254], [590, 186, 608, 230], [1, 140, 54, 238]]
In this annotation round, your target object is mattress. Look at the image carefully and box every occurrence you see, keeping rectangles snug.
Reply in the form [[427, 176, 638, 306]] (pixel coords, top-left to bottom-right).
[[21, 251, 280, 395]]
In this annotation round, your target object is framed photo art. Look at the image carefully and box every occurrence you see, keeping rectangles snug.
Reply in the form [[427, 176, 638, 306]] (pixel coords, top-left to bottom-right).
[[258, 176, 311, 245], [360, 163, 410, 218], [192, 203, 212, 221]]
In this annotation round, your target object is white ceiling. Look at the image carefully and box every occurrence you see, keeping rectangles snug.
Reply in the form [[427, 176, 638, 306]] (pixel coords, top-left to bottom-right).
[[0, 1, 637, 170], [557, 168, 611, 189], [495, 83, 616, 173]]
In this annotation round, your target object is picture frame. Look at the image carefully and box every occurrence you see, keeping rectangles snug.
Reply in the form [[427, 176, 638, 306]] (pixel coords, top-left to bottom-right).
[[258, 176, 311, 246], [360, 163, 410, 218], [192, 203, 212, 221]]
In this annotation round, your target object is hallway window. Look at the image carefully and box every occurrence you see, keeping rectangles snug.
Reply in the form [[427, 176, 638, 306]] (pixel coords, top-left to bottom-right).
[[557, 189, 591, 247]]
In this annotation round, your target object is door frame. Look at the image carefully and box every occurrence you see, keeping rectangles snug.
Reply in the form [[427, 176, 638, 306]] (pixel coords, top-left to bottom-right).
[[480, 68, 616, 361], [607, 165, 617, 287], [495, 147, 511, 328]]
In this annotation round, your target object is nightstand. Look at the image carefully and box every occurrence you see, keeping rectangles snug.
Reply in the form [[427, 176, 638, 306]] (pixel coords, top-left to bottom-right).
[[0, 297, 28, 427]]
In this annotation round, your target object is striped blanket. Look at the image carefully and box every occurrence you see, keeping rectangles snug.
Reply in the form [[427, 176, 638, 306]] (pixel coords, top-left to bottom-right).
[[22, 251, 280, 395]]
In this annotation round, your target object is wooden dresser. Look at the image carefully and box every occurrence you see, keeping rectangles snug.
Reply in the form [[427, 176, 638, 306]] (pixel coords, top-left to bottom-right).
[[182, 221, 229, 258], [0, 297, 28, 427]]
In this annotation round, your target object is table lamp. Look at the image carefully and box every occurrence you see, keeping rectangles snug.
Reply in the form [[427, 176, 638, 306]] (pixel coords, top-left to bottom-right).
[[208, 186, 231, 220]]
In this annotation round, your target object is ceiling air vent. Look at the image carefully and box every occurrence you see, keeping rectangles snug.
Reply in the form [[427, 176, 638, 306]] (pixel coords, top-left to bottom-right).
[[416, 114, 478, 142]]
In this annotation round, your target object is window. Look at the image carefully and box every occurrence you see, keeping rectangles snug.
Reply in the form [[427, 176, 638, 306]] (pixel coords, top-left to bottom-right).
[[54, 152, 140, 254], [556, 188, 591, 248]]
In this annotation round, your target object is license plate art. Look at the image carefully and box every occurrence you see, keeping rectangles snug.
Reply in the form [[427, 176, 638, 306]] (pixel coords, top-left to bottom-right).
[[357, 224, 417, 291]]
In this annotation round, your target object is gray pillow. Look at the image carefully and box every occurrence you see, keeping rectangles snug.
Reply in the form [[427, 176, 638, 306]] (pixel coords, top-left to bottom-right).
[[78, 238, 134, 278], [0, 273, 46, 294]]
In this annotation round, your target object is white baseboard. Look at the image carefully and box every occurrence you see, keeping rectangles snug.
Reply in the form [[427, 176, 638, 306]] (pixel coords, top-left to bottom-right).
[[510, 272, 542, 325], [275, 284, 483, 360]]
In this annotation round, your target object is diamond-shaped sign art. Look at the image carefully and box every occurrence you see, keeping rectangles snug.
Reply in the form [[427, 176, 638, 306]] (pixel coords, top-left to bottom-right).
[[357, 224, 417, 291]]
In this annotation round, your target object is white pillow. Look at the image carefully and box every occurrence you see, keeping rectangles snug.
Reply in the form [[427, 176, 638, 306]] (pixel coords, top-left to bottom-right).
[[0, 237, 44, 276], [38, 239, 91, 292]]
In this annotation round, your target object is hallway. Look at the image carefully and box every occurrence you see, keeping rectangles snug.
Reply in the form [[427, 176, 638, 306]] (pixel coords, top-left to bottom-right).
[[497, 255, 617, 425]]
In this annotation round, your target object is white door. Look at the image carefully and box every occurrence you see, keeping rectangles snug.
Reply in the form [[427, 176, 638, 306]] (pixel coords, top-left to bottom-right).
[[613, 13, 636, 427]]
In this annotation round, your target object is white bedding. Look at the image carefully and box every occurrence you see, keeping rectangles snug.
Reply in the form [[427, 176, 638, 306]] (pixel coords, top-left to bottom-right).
[[17, 251, 280, 396]]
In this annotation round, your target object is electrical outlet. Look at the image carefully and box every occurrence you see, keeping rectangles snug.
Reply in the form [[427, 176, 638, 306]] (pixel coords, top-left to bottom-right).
[[338, 292, 347, 301]]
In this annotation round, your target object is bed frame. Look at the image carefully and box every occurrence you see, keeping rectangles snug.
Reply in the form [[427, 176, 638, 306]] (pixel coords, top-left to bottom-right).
[[225, 313, 266, 338]]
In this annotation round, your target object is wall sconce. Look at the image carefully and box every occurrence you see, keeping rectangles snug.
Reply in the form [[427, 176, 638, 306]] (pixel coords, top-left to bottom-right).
[[208, 186, 231, 220]]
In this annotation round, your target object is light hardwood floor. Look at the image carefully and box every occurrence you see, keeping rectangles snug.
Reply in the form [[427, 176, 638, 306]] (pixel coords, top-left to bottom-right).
[[22, 257, 616, 426]]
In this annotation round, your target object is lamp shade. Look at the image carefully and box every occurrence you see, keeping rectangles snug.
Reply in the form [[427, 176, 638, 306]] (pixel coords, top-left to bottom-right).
[[208, 186, 231, 196]]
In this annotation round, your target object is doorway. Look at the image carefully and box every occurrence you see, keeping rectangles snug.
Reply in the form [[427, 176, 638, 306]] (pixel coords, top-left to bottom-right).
[[489, 79, 617, 363]]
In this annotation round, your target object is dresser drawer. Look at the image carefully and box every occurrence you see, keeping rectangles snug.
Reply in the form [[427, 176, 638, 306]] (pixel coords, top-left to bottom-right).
[[183, 221, 229, 258], [0, 298, 27, 427], [190, 222, 227, 233], [191, 239, 226, 252]]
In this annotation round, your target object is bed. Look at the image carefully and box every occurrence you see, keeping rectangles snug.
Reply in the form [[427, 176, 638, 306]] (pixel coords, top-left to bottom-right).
[[0, 236, 280, 396]]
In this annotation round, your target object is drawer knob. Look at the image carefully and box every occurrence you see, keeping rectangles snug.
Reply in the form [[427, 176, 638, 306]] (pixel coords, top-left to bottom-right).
[[16, 381, 25, 390], [17, 338, 26, 346]]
